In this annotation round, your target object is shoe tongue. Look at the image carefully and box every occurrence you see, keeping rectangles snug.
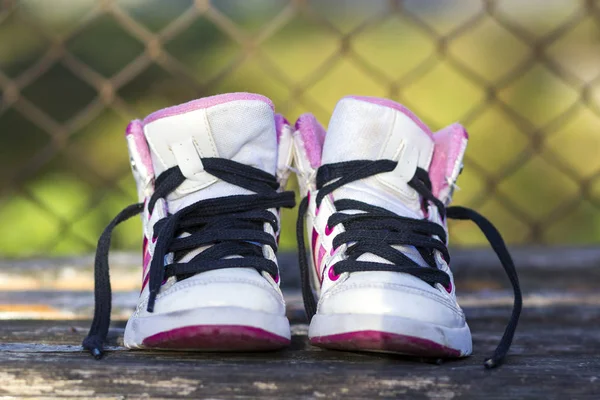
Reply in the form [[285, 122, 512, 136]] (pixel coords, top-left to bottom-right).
[[322, 96, 435, 218], [142, 93, 277, 212]]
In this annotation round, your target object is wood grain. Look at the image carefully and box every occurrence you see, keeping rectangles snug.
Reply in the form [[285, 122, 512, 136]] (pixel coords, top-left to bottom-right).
[[1, 303, 599, 399]]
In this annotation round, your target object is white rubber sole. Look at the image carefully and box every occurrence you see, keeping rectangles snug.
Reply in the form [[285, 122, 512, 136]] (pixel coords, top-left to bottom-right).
[[124, 306, 291, 351], [309, 313, 472, 358]]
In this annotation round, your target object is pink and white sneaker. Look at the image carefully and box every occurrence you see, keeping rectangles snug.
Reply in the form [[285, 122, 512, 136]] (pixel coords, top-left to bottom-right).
[[292, 96, 522, 368], [83, 93, 296, 358]]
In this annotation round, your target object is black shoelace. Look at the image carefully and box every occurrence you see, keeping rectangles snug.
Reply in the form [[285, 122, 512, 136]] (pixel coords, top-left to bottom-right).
[[83, 158, 296, 359], [296, 159, 522, 369]]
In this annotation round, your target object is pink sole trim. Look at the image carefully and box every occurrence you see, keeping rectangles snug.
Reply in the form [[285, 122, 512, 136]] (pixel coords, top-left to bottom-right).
[[310, 330, 462, 358], [142, 325, 290, 351], [143, 92, 275, 125]]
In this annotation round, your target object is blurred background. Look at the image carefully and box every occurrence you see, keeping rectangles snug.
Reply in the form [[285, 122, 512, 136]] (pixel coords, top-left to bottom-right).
[[1, 0, 599, 259]]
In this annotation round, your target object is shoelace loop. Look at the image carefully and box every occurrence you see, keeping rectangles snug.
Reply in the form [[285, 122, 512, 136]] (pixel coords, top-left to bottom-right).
[[297, 159, 522, 369], [83, 158, 295, 359]]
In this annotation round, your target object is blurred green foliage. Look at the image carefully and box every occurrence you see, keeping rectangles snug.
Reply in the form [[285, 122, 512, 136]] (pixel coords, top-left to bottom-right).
[[1, 0, 599, 257]]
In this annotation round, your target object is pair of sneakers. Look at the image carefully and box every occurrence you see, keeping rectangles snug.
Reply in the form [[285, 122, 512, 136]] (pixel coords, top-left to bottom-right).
[[83, 93, 521, 368]]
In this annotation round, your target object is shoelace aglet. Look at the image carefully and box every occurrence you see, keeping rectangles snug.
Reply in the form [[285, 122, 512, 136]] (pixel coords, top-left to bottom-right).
[[91, 347, 103, 360], [484, 357, 499, 369], [83, 333, 107, 360]]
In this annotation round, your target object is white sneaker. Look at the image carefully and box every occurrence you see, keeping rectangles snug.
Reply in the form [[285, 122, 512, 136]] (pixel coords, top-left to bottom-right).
[[292, 96, 522, 368], [83, 93, 296, 357]]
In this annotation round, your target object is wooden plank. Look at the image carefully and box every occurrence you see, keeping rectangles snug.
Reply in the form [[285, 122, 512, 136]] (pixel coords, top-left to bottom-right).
[[1, 304, 599, 398], [2, 289, 600, 320], [2, 248, 599, 397], [3, 247, 600, 292]]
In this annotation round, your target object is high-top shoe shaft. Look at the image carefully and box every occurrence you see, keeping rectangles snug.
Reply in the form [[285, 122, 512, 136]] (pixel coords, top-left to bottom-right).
[[120, 93, 295, 351], [293, 95, 473, 358]]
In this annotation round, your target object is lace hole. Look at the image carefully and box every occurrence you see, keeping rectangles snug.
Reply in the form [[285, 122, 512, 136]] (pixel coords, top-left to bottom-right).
[[328, 267, 340, 281], [325, 224, 334, 236], [444, 282, 453, 293]]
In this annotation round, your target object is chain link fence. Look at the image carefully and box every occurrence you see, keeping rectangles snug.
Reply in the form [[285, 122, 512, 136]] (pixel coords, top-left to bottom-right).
[[1, 0, 599, 257]]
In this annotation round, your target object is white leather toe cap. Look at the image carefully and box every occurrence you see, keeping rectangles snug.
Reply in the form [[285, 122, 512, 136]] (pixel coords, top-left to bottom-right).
[[318, 272, 465, 328], [137, 268, 285, 317]]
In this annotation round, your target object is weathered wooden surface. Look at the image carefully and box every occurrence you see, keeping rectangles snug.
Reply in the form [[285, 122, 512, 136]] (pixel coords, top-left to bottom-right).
[[3, 247, 600, 292], [3, 248, 600, 320], [1, 300, 599, 398], [1, 249, 599, 398]]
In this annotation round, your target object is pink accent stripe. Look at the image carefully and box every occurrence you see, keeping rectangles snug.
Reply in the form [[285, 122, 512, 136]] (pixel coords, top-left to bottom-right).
[[142, 249, 152, 275], [311, 228, 322, 281], [143, 92, 275, 125], [316, 245, 327, 283], [140, 273, 150, 293], [317, 245, 326, 270], [140, 247, 152, 292], [346, 95, 433, 137]]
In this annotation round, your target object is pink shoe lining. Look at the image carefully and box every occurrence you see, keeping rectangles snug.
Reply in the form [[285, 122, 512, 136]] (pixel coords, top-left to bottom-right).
[[142, 325, 290, 351], [311, 330, 462, 358], [275, 113, 289, 144], [430, 123, 469, 198], [143, 92, 275, 126], [130, 94, 278, 174], [347, 95, 433, 138], [295, 113, 326, 168], [125, 119, 155, 178]]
